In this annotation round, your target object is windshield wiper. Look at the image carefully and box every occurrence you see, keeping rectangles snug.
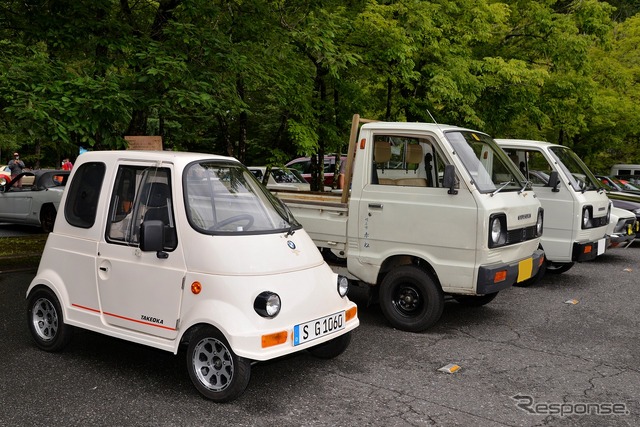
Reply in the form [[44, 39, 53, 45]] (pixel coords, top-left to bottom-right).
[[491, 181, 512, 197], [518, 180, 532, 195], [280, 200, 297, 237]]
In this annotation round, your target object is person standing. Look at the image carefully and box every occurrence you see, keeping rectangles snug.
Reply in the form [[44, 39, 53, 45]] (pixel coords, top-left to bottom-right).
[[8, 152, 25, 188], [62, 158, 73, 171]]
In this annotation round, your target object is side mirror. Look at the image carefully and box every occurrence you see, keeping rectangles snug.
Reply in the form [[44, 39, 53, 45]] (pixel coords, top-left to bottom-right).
[[443, 164, 458, 195], [548, 170, 560, 192], [140, 220, 168, 258]]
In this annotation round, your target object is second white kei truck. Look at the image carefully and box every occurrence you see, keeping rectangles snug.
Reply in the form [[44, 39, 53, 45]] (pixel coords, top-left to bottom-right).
[[496, 139, 611, 279]]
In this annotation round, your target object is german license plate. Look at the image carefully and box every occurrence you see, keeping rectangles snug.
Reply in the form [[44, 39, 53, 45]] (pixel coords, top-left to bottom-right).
[[293, 311, 345, 346], [516, 257, 533, 283]]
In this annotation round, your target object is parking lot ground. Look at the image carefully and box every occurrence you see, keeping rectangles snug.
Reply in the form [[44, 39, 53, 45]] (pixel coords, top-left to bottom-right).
[[1, 245, 639, 426]]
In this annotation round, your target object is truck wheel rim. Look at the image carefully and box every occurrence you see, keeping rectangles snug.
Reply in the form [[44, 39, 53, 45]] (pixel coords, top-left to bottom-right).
[[393, 285, 423, 315], [31, 297, 58, 341], [192, 337, 234, 392]]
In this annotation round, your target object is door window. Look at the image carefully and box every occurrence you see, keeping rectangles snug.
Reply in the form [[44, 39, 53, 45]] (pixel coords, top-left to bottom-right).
[[106, 166, 177, 250]]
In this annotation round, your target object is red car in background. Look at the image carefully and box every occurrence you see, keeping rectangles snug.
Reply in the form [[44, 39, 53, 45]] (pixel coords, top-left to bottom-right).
[[286, 154, 346, 187]]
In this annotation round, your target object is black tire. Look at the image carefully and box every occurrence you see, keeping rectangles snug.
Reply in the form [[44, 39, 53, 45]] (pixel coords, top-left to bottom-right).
[[40, 205, 57, 233], [186, 326, 251, 402], [546, 261, 574, 274], [379, 265, 444, 332], [27, 287, 73, 352], [453, 292, 498, 307], [308, 331, 352, 359]]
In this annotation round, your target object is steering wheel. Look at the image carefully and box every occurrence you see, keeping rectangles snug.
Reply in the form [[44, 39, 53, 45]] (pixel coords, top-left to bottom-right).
[[210, 214, 254, 231]]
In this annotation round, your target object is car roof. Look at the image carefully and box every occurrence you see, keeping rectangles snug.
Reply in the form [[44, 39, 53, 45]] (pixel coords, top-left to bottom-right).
[[76, 150, 238, 170]]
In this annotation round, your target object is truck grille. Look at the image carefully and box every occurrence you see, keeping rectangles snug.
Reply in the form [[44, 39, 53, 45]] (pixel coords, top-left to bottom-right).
[[591, 216, 608, 228], [506, 225, 538, 245]]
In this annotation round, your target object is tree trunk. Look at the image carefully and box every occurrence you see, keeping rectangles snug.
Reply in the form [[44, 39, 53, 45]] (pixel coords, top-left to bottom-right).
[[237, 77, 247, 163]]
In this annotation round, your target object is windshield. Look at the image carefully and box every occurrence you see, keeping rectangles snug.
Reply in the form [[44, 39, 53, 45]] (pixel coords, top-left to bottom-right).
[[548, 147, 600, 192], [184, 161, 300, 235], [272, 168, 306, 184], [445, 131, 527, 193], [614, 177, 640, 191]]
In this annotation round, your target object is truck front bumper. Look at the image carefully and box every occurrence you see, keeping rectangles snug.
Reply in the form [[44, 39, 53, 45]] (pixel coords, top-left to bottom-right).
[[572, 238, 606, 262], [607, 232, 635, 248], [477, 249, 545, 294]]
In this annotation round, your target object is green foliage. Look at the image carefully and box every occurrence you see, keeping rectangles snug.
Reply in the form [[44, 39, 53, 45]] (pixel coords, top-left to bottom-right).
[[0, 0, 640, 172]]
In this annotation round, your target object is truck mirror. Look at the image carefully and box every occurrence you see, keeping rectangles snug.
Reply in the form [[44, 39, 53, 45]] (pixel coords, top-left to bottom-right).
[[548, 170, 560, 192], [443, 164, 458, 195], [140, 220, 168, 258]]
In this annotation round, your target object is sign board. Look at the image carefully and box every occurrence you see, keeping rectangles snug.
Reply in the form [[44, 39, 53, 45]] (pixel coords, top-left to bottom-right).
[[124, 136, 163, 151]]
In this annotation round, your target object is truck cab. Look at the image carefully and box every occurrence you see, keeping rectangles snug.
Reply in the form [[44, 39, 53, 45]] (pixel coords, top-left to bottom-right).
[[496, 139, 610, 276], [26, 150, 358, 402]]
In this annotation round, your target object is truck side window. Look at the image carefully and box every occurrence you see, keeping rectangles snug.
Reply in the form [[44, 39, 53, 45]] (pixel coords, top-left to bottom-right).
[[524, 150, 553, 187], [64, 162, 106, 228], [106, 166, 177, 251], [372, 135, 448, 188]]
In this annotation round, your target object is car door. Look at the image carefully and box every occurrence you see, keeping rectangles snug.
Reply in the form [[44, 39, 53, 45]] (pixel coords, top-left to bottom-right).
[[97, 164, 185, 340]]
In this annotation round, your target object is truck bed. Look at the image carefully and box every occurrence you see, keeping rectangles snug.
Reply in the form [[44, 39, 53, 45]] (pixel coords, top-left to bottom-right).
[[275, 190, 349, 252]]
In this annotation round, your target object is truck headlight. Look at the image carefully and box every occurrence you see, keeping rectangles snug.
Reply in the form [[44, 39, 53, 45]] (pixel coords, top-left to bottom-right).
[[254, 291, 281, 318], [489, 213, 507, 248], [536, 208, 544, 237], [337, 275, 349, 297], [582, 206, 593, 229]]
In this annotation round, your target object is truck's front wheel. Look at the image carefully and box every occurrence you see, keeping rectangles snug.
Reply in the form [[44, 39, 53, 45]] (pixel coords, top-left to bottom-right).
[[379, 265, 444, 332], [186, 326, 251, 402]]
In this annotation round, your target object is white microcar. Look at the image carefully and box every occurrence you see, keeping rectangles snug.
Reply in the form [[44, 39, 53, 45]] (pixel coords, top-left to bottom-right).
[[26, 150, 359, 402]]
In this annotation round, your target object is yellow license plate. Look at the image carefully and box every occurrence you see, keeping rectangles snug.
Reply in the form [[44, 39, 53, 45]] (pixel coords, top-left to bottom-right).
[[517, 257, 533, 282]]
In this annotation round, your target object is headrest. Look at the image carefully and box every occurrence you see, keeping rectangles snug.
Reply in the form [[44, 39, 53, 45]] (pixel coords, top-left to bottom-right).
[[374, 141, 391, 164], [140, 182, 170, 208], [406, 144, 423, 164]]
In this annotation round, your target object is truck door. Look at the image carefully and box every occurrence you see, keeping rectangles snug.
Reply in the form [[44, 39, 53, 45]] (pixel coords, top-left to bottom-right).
[[357, 135, 479, 290], [507, 148, 574, 261], [97, 164, 185, 340]]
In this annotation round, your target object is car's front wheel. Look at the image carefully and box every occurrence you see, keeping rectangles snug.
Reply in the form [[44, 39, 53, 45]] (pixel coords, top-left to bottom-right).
[[186, 326, 251, 402], [27, 287, 73, 352], [40, 205, 57, 233]]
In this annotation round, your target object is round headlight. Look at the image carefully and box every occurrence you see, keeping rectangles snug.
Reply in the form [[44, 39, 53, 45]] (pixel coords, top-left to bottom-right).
[[490, 217, 502, 244], [337, 275, 349, 297], [254, 291, 281, 318]]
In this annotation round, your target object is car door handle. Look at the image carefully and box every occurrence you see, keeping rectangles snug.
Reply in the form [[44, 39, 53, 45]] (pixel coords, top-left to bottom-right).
[[99, 267, 108, 272], [368, 203, 383, 209]]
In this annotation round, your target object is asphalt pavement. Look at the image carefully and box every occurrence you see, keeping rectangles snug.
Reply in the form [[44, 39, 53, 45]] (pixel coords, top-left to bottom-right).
[[1, 245, 639, 426]]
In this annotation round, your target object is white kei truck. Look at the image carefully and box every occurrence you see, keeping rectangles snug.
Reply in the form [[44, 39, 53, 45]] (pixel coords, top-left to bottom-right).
[[275, 115, 544, 332], [496, 139, 611, 279], [26, 150, 359, 402]]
